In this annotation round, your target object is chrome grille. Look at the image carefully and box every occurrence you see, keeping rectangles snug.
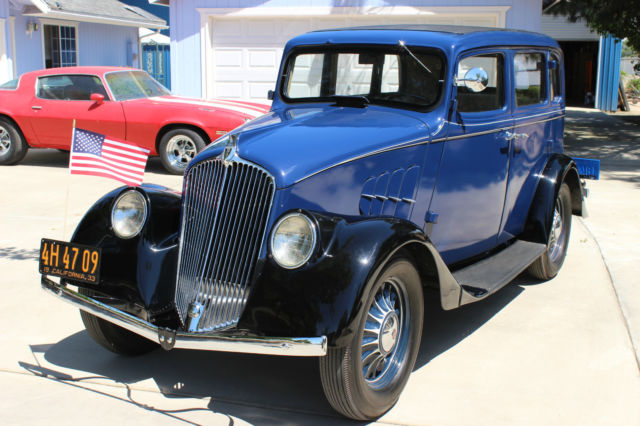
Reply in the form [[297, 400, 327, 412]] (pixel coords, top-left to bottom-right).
[[175, 158, 275, 332]]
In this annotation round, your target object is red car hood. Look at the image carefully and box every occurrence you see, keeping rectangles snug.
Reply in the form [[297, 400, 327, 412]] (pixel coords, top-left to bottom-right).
[[147, 96, 270, 119]]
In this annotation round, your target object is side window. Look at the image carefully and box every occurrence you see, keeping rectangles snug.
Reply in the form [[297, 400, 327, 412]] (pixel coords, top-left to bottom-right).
[[456, 54, 504, 113], [549, 52, 561, 100], [38, 75, 108, 101], [514, 52, 547, 107]]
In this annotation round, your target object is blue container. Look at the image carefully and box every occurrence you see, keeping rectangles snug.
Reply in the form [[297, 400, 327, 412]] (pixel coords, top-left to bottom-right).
[[573, 157, 600, 180]]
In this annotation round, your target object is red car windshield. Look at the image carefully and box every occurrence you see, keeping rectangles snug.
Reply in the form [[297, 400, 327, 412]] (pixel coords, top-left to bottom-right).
[[105, 71, 169, 101]]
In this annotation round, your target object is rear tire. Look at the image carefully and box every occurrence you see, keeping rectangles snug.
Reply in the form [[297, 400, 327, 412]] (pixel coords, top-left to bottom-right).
[[79, 287, 158, 356], [159, 128, 206, 175], [528, 183, 572, 280], [319, 257, 423, 420], [0, 117, 28, 165]]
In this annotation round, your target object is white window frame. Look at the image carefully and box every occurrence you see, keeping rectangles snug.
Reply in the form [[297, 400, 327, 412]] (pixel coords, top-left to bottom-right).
[[39, 19, 79, 69]]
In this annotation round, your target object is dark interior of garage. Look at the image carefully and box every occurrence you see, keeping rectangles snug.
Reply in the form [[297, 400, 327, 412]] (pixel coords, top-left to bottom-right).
[[559, 41, 599, 107]]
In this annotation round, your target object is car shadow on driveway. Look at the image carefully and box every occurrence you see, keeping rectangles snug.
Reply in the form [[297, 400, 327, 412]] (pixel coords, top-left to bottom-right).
[[25, 275, 533, 424]]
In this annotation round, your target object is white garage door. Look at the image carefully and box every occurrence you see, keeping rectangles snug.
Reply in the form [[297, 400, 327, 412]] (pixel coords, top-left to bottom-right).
[[205, 13, 501, 101]]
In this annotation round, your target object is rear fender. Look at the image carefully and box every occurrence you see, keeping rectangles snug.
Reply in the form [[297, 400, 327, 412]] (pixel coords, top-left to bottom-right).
[[521, 154, 585, 245]]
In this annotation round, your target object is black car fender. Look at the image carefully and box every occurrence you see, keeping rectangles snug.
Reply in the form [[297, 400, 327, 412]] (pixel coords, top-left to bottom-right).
[[521, 153, 585, 245], [238, 210, 459, 347], [70, 184, 182, 324]]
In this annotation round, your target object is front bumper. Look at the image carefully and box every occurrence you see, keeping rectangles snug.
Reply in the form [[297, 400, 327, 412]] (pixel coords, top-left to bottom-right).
[[41, 276, 327, 356]]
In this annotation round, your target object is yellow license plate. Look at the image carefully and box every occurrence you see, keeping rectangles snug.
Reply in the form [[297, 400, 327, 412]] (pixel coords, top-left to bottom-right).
[[39, 239, 101, 284]]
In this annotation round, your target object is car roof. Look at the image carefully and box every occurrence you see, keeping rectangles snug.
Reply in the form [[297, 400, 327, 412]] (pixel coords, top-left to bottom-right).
[[21, 66, 141, 78], [285, 24, 559, 55]]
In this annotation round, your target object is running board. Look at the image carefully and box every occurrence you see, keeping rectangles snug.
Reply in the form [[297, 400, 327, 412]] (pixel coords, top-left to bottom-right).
[[452, 240, 546, 305]]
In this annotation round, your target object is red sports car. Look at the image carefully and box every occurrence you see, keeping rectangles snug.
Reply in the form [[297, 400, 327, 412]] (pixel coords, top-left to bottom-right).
[[0, 66, 269, 174]]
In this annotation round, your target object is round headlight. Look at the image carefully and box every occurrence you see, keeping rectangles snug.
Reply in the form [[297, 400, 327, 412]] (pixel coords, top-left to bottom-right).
[[270, 213, 317, 269], [111, 190, 147, 239]]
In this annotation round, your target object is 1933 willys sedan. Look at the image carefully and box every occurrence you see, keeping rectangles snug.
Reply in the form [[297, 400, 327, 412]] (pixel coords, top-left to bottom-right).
[[40, 26, 590, 420]]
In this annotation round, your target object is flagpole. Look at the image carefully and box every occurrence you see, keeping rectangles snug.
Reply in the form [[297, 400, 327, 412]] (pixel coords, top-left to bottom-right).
[[63, 120, 76, 240]]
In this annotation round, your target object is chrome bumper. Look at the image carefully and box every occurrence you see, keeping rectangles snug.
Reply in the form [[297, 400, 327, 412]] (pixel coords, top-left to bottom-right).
[[41, 276, 327, 356]]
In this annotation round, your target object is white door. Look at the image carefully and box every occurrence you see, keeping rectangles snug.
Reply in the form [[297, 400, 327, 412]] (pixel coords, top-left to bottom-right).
[[206, 14, 500, 101]]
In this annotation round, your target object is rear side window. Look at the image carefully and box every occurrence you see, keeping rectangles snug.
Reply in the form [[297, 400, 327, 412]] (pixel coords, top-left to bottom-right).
[[456, 53, 504, 113], [549, 52, 561, 100], [38, 75, 108, 100], [514, 53, 547, 107], [0, 78, 19, 90]]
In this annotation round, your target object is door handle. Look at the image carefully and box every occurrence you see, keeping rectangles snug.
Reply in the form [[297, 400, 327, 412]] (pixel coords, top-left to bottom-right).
[[32, 105, 42, 110], [512, 133, 528, 154], [503, 131, 516, 141]]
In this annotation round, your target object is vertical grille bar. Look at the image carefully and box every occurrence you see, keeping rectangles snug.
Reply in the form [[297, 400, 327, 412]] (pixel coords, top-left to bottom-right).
[[174, 158, 275, 331]]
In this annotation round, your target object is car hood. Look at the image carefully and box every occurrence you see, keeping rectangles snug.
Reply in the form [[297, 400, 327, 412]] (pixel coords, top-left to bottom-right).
[[197, 105, 430, 188], [145, 96, 269, 118]]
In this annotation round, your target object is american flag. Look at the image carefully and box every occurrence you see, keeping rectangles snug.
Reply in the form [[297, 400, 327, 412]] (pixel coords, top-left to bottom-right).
[[69, 128, 150, 186]]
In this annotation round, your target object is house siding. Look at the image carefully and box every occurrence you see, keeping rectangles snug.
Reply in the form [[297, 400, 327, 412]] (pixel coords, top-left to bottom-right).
[[10, 15, 138, 77], [170, 0, 541, 98]]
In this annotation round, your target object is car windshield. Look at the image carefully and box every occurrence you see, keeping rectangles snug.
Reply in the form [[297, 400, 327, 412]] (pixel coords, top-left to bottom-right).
[[105, 71, 169, 101], [283, 46, 445, 110]]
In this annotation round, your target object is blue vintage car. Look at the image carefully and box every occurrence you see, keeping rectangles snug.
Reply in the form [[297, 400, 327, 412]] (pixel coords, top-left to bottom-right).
[[40, 25, 592, 420]]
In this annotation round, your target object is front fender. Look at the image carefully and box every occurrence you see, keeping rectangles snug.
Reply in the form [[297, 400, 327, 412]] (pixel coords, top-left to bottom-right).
[[238, 211, 452, 346], [521, 153, 584, 245], [70, 184, 182, 325]]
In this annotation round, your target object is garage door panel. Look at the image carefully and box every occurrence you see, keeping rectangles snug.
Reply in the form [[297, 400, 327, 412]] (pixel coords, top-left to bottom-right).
[[248, 50, 278, 68]]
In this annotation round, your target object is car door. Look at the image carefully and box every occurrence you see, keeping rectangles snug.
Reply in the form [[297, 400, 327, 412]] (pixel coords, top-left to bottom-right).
[[29, 74, 126, 149], [497, 50, 562, 245], [428, 51, 514, 265]]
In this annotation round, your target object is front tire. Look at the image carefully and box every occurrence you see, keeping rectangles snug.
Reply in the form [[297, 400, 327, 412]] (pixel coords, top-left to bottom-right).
[[0, 117, 28, 165], [528, 183, 572, 280], [319, 257, 423, 420], [158, 128, 206, 175], [79, 287, 158, 356]]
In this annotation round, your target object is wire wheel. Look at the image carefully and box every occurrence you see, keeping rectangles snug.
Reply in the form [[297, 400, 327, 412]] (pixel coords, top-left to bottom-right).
[[548, 198, 566, 264], [319, 257, 423, 420], [361, 278, 410, 389]]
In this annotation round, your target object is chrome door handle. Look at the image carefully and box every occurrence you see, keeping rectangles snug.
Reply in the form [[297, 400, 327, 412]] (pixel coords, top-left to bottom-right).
[[32, 105, 42, 110], [504, 131, 516, 141]]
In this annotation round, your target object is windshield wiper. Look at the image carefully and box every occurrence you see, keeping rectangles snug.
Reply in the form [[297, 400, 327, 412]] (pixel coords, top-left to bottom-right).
[[329, 95, 370, 108], [398, 40, 432, 74]]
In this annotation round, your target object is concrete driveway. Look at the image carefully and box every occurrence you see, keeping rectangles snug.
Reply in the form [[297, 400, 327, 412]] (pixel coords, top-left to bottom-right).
[[1, 110, 639, 425]]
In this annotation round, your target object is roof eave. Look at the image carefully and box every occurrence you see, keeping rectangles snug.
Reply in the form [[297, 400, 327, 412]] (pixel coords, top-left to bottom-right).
[[23, 10, 167, 29]]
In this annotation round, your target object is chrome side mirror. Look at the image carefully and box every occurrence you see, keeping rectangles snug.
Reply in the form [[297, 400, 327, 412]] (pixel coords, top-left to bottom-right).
[[460, 67, 489, 93]]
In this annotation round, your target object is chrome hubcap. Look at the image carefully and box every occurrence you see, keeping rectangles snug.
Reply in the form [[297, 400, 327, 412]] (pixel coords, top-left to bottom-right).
[[166, 135, 197, 169], [361, 279, 409, 388], [0, 126, 11, 155], [548, 199, 565, 263]]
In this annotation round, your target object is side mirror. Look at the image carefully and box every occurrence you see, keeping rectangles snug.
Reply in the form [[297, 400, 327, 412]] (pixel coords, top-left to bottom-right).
[[267, 90, 274, 101], [462, 67, 488, 93], [90, 93, 105, 104]]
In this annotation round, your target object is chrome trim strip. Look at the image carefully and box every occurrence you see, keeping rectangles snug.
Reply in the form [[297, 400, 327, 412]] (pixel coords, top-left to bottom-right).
[[41, 276, 327, 357], [293, 113, 564, 185]]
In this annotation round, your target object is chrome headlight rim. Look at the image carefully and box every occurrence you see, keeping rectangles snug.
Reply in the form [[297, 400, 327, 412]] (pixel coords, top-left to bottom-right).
[[110, 189, 148, 239], [270, 211, 317, 270]]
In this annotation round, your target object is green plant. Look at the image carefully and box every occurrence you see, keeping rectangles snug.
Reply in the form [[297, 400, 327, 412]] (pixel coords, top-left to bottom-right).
[[627, 78, 640, 93]]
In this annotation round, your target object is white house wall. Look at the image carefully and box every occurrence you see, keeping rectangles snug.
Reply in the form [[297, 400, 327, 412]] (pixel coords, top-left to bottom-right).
[[0, 0, 13, 83], [170, 0, 542, 98], [10, 13, 139, 76], [540, 14, 598, 41]]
